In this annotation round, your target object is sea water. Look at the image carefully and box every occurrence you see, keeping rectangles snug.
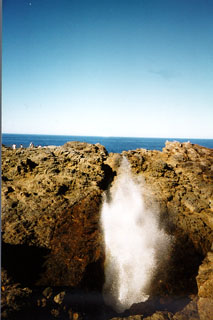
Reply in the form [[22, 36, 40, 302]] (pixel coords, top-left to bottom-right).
[[2, 133, 213, 153]]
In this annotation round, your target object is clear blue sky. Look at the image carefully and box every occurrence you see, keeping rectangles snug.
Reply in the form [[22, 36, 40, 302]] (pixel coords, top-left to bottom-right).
[[3, 0, 213, 138]]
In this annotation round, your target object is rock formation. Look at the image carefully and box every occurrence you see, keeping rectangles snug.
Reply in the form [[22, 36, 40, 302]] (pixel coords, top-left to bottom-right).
[[1, 141, 213, 319]]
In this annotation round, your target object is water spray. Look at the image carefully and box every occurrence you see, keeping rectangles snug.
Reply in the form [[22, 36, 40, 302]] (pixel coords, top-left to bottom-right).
[[101, 157, 170, 312]]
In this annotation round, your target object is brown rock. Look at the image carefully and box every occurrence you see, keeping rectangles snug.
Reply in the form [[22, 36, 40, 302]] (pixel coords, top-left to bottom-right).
[[42, 287, 53, 299], [106, 142, 212, 299], [1, 141, 213, 319], [1, 268, 32, 319], [173, 297, 199, 320], [144, 311, 173, 320], [1, 142, 112, 288], [118, 142, 213, 256], [110, 315, 143, 320], [196, 247, 213, 320], [53, 291, 66, 304]]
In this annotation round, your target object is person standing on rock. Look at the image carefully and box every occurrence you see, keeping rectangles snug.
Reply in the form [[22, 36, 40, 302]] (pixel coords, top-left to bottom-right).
[[29, 142, 34, 148], [12, 144, 16, 150]]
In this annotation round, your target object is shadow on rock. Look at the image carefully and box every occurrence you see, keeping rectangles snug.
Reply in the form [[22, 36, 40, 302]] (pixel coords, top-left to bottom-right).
[[1, 241, 50, 286]]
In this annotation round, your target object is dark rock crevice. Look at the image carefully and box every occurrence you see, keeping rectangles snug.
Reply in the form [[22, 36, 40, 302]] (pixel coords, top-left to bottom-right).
[[79, 259, 105, 292], [98, 163, 116, 190], [1, 241, 50, 286], [149, 231, 204, 298]]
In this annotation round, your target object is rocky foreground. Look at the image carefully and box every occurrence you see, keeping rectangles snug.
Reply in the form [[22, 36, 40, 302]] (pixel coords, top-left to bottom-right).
[[1, 141, 213, 320]]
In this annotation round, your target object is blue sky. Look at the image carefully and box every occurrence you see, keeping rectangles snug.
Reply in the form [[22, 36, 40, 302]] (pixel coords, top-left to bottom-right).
[[3, 0, 213, 138]]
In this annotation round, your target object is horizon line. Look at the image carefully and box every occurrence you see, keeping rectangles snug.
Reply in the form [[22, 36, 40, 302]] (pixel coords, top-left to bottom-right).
[[2, 132, 213, 140]]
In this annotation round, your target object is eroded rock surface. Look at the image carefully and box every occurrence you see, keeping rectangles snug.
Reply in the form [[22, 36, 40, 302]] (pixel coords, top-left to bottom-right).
[[2, 142, 114, 288], [107, 141, 213, 256], [2, 142, 110, 247], [196, 245, 213, 320], [1, 141, 213, 319]]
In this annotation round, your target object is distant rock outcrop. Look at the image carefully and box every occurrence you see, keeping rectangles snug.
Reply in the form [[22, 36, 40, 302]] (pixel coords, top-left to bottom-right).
[[1, 141, 213, 319]]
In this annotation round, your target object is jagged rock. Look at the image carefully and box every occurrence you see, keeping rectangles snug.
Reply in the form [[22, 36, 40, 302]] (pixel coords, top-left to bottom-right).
[[110, 312, 173, 320], [173, 297, 199, 319], [1, 141, 213, 319], [51, 308, 60, 317], [1, 269, 32, 319], [110, 315, 143, 320], [1, 142, 113, 289], [42, 287, 53, 299], [114, 141, 213, 256], [144, 311, 173, 319], [53, 291, 66, 304], [196, 246, 213, 320], [106, 142, 213, 299], [1, 142, 111, 249]]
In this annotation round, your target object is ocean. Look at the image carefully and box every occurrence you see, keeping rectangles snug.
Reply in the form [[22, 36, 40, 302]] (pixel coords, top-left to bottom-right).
[[2, 133, 213, 153]]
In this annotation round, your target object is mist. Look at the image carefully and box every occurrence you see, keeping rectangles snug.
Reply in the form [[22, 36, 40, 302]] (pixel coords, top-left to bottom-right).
[[101, 157, 170, 312]]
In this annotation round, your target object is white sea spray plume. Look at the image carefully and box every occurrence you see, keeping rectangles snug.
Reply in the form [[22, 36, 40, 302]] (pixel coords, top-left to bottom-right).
[[101, 157, 170, 312]]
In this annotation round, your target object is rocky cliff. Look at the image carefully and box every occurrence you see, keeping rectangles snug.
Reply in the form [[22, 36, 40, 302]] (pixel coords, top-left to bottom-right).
[[1, 141, 213, 320]]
